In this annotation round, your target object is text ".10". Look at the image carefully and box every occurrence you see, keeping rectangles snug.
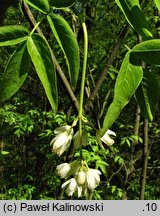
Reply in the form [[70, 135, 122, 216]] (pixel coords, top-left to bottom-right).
[[146, 203, 158, 212]]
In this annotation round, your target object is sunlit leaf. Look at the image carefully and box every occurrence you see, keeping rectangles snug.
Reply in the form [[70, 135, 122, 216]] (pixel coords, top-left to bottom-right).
[[0, 25, 29, 46], [47, 14, 80, 88], [24, 0, 50, 13], [27, 34, 58, 112], [130, 39, 160, 65], [101, 51, 143, 135], [115, 0, 153, 40]]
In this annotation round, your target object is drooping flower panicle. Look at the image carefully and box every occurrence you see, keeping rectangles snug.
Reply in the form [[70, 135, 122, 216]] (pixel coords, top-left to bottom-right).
[[50, 123, 112, 198], [57, 160, 101, 197]]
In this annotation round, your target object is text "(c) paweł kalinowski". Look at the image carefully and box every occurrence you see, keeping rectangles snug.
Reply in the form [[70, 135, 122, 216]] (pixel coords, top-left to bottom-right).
[[20, 202, 104, 212]]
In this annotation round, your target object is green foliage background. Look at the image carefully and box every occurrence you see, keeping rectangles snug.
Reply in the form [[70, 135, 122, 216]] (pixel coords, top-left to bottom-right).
[[0, 0, 160, 200]]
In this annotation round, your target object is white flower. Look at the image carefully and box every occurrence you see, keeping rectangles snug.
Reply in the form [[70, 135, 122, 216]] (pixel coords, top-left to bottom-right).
[[61, 178, 82, 197], [56, 163, 70, 179], [100, 129, 116, 146], [76, 171, 86, 185], [50, 125, 73, 156], [86, 168, 101, 190]]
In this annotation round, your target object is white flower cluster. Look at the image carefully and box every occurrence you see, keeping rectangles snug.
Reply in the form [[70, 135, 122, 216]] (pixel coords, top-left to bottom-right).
[[50, 123, 116, 197], [56, 161, 101, 197], [50, 125, 116, 156]]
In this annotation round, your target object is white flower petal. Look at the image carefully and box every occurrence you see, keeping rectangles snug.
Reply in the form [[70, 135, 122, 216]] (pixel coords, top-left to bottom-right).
[[87, 176, 96, 190], [56, 144, 67, 156], [68, 178, 77, 190], [101, 135, 114, 145], [86, 168, 101, 190], [101, 129, 116, 146], [56, 163, 70, 178], [88, 168, 101, 176], [77, 185, 83, 197], [61, 179, 72, 189], [66, 178, 77, 196], [51, 126, 73, 156], [52, 132, 69, 149], [107, 129, 116, 136]]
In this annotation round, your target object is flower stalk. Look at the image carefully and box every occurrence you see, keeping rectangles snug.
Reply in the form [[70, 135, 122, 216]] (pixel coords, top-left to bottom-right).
[[78, 22, 88, 159]]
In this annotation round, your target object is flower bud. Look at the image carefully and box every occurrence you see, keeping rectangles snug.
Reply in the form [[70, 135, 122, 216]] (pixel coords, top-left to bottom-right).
[[76, 171, 86, 185]]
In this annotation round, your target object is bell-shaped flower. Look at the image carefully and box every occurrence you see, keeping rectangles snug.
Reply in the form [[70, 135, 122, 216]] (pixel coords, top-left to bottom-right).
[[100, 129, 116, 146], [61, 178, 82, 197], [86, 168, 101, 190], [76, 171, 86, 185], [56, 163, 70, 179], [50, 125, 73, 156]]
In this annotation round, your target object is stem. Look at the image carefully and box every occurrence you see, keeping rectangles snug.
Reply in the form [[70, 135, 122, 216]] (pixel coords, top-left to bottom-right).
[[30, 22, 40, 35], [0, 137, 4, 194], [20, 0, 44, 35], [78, 22, 88, 159], [140, 119, 149, 200], [122, 105, 141, 200]]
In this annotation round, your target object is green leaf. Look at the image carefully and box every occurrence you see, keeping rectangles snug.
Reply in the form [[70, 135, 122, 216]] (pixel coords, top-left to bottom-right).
[[101, 51, 143, 135], [115, 0, 153, 40], [96, 160, 109, 174], [47, 14, 80, 88], [155, 0, 160, 10], [27, 34, 58, 112], [24, 0, 50, 13], [130, 39, 160, 65], [49, 0, 76, 8], [0, 43, 30, 102], [0, 26, 29, 46], [136, 70, 160, 121]]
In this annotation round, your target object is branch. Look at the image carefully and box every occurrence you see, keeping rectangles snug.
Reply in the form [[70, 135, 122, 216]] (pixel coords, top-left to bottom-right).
[[84, 24, 129, 111], [140, 119, 149, 200]]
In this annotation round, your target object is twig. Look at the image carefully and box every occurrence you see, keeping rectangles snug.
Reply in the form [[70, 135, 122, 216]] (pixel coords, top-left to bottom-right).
[[84, 24, 129, 111]]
